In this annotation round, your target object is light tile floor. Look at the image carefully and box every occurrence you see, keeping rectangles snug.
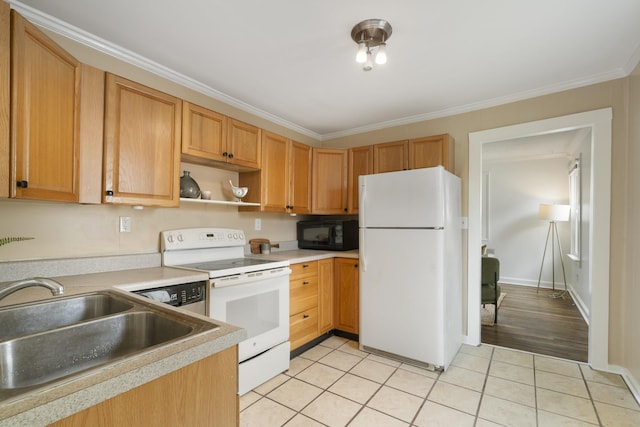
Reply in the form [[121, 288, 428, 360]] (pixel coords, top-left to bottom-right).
[[240, 337, 640, 426]]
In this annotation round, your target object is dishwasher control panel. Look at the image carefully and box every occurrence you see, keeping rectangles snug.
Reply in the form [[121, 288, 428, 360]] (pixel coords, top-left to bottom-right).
[[133, 281, 205, 307]]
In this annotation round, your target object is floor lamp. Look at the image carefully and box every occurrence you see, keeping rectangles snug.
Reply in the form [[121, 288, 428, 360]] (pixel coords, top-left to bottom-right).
[[536, 204, 570, 298]]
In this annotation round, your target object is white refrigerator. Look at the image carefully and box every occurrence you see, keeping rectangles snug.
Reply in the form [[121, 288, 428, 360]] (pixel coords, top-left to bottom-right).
[[359, 166, 462, 370]]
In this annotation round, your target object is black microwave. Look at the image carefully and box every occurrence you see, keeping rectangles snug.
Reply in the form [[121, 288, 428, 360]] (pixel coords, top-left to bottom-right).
[[297, 220, 359, 251]]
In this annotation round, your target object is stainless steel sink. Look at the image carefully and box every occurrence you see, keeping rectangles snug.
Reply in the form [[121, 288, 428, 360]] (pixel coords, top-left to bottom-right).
[[0, 312, 192, 391], [0, 290, 219, 403], [0, 292, 134, 341]]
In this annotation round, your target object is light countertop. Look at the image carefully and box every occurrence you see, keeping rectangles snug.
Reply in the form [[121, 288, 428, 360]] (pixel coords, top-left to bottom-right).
[[0, 268, 244, 427], [252, 248, 359, 264], [0, 250, 358, 425]]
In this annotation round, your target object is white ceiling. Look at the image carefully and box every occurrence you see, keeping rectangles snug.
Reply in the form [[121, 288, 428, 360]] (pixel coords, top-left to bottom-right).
[[9, 0, 640, 140]]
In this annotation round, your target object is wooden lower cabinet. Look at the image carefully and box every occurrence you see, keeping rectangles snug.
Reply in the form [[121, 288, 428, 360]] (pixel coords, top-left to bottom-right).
[[290, 257, 359, 350], [289, 261, 319, 350], [317, 258, 334, 334], [50, 346, 238, 427], [334, 258, 359, 334]]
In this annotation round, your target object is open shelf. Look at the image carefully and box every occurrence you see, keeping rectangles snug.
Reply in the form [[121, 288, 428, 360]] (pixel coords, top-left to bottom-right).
[[179, 198, 259, 207]]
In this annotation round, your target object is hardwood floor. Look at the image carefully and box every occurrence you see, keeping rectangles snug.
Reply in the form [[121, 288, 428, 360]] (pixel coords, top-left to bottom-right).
[[481, 283, 588, 362]]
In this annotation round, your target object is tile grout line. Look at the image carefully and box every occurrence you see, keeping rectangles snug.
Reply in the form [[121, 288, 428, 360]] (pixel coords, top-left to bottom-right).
[[579, 364, 604, 427], [472, 345, 494, 426]]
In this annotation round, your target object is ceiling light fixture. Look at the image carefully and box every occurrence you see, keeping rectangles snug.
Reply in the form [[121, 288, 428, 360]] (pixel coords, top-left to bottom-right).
[[351, 19, 392, 71]]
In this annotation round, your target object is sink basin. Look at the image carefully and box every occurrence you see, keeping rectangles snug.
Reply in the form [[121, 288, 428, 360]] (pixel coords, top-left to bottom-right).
[[0, 312, 193, 391], [0, 292, 134, 341]]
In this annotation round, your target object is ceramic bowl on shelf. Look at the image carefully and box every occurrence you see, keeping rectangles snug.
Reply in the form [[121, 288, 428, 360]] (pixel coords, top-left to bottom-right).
[[228, 180, 248, 202]]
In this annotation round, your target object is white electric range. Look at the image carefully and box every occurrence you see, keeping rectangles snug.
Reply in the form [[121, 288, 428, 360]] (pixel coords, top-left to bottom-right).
[[161, 227, 291, 395]]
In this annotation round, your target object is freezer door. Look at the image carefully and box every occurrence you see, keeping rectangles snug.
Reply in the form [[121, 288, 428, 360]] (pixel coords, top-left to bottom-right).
[[359, 228, 445, 365], [359, 168, 445, 228]]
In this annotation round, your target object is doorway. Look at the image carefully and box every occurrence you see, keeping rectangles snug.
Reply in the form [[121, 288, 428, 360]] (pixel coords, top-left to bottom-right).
[[467, 108, 612, 370]]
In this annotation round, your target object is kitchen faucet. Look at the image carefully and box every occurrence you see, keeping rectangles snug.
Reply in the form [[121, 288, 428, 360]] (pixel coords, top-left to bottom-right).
[[0, 277, 65, 301]]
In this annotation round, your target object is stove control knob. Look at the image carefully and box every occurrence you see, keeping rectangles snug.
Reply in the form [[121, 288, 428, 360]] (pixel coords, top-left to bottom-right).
[[177, 233, 183, 242], [167, 234, 174, 243], [239, 233, 244, 241]]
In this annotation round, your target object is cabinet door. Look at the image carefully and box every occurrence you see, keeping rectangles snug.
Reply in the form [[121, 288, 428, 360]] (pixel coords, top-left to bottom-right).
[[51, 347, 238, 427], [0, 3, 8, 198], [312, 148, 348, 214], [317, 258, 334, 335], [334, 258, 359, 334], [347, 145, 373, 214], [11, 11, 81, 202], [261, 131, 289, 213], [289, 140, 312, 214], [103, 73, 181, 207], [373, 140, 408, 173], [182, 101, 228, 162], [409, 134, 454, 172], [227, 118, 261, 169]]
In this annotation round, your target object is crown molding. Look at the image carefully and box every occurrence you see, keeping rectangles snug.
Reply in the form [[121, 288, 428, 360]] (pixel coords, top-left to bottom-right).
[[7, 1, 323, 141], [8, 1, 636, 143], [321, 68, 627, 141]]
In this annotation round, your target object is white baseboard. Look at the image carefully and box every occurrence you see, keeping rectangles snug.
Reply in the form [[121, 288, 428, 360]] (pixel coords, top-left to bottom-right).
[[567, 287, 590, 325], [607, 364, 640, 406]]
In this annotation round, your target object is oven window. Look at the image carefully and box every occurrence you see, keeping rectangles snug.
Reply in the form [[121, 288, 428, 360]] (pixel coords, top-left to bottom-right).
[[302, 226, 330, 244], [227, 290, 280, 339]]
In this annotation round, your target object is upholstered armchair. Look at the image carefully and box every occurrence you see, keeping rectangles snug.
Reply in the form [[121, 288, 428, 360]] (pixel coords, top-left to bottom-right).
[[481, 256, 501, 323]]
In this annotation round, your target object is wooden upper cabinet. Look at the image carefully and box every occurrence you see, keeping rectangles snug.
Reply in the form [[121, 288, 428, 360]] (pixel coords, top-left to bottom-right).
[[409, 134, 455, 172], [227, 118, 261, 169], [103, 73, 182, 207], [348, 145, 373, 214], [182, 101, 227, 162], [312, 148, 348, 214], [289, 140, 312, 214], [0, 2, 9, 198], [240, 133, 311, 214], [181, 106, 260, 171], [260, 131, 289, 212], [10, 10, 82, 202], [373, 140, 408, 173]]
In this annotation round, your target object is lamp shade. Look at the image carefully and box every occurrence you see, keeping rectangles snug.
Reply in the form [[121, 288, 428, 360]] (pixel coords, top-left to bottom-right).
[[538, 204, 570, 222]]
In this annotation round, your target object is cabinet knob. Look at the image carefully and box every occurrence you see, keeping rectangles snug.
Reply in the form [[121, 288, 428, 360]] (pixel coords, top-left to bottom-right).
[[302, 264, 310, 268], [303, 314, 309, 319], [344, 208, 348, 212], [303, 281, 310, 285], [16, 180, 28, 188], [222, 152, 228, 157], [354, 264, 358, 268], [228, 153, 234, 159], [105, 190, 114, 196]]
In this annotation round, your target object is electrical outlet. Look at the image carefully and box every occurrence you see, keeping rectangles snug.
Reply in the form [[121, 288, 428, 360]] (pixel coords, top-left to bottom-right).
[[119, 216, 131, 233], [254, 218, 262, 231]]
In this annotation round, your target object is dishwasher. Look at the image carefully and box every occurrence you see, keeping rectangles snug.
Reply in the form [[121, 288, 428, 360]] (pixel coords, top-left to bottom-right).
[[132, 281, 207, 316]]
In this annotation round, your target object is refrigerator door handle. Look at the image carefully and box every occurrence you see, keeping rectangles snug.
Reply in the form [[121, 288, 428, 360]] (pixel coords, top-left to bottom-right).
[[361, 232, 367, 272], [360, 183, 366, 225]]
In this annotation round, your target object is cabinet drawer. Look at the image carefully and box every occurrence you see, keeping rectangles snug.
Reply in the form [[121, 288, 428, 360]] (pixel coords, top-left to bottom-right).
[[290, 307, 318, 350], [290, 276, 318, 315], [290, 261, 318, 278]]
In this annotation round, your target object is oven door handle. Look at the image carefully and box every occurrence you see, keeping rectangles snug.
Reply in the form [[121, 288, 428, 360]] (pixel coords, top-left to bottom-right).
[[211, 267, 291, 288]]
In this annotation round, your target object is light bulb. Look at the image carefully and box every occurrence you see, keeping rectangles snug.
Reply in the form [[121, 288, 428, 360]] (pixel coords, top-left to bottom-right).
[[363, 50, 373, 71], [355, 43, 367, 63], [375, 43, 387, 65]]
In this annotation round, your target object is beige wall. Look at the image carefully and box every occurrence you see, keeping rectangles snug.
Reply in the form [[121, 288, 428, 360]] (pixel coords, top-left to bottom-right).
[[324, 78, 632, 370], [623, 63, 640, 382], [2, 18, 638, 380]]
